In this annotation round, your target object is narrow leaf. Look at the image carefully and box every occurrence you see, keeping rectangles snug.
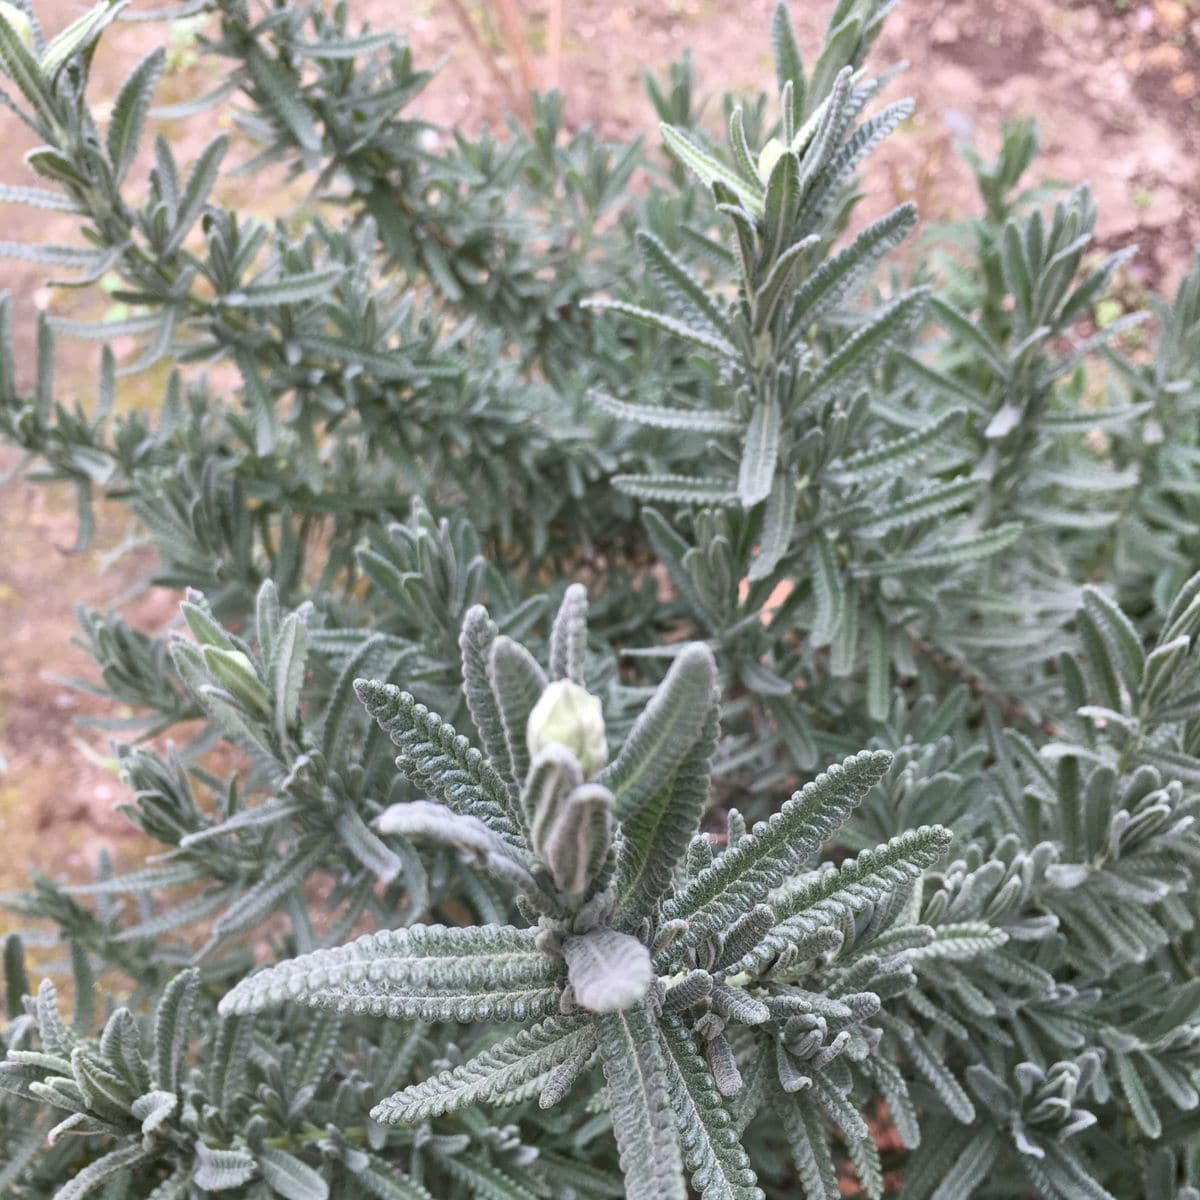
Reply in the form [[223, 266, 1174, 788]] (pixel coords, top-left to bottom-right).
[[596, 1006, 687, 1200], [738, 398, 781, 508]]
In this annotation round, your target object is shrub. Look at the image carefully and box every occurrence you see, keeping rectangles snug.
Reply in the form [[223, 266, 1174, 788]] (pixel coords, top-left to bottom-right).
[[1, 1, 1200, 1197]]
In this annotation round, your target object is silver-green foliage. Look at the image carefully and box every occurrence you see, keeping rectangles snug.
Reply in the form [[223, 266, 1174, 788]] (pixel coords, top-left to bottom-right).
[[2, 0, 1200, 1198]]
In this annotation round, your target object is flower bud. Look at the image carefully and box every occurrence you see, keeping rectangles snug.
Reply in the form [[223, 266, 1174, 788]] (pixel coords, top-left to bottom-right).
[[202, 646, 270, 715], [0, 2, 35, 52], [224, 649, 256, 675], [526, 680, 607, 778], [756, 137, 785, 183]]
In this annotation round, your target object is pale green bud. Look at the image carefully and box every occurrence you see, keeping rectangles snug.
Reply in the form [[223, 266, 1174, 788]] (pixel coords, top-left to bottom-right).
[[202, 646, 270, 714], [526, 680, 607, 779], [756, 136, 785, 183], [224, 650, 256, 675]]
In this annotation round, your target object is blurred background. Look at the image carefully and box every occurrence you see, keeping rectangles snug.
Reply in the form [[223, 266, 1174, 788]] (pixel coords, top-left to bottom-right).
[[0, 0, 1197, 891]]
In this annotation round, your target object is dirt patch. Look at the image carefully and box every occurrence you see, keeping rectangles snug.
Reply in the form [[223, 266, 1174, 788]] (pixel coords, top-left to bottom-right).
[[931, 10, 1047, 87], [0, 455, 176, 905]]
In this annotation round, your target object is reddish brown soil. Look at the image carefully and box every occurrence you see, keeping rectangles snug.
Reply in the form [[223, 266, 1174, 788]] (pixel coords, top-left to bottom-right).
[[0, 0, 1196, 901], [0, 465, 176, 887]]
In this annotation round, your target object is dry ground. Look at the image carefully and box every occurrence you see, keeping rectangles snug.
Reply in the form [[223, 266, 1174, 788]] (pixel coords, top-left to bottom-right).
[[0, 0, 1197, 898]]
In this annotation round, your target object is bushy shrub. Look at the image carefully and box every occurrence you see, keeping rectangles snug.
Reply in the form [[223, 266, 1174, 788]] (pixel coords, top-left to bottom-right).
[[2, 1, 1200, 1197]]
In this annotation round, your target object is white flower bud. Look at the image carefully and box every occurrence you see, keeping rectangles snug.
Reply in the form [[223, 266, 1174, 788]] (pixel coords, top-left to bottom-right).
[[756, 136, 785, 183], [0, 2, 35, 52], [224, 650, 256, 674], [526, 680, 607, 779]]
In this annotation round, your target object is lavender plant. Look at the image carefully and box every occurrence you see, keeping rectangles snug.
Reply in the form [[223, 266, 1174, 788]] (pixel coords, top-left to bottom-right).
[[1, 0, 1199, 1197]]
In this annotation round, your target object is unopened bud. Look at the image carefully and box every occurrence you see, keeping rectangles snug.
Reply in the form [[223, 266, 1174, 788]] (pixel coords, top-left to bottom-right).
[[202, 646, 270, 715], [756, 137, 785, 182], [526, 680, 607, 778], [223, 650, 256, 675]]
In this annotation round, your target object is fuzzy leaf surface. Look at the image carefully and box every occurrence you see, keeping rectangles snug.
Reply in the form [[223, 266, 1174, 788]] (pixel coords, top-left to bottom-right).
[[220, 925, 565, 1022]]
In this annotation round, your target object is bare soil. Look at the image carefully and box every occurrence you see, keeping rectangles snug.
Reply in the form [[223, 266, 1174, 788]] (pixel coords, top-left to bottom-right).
[[0, 0, 1197, 902]]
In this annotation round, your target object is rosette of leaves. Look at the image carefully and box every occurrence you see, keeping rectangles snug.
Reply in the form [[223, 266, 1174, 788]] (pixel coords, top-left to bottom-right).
[[900, 1051, 1109, 1200], [219, 584, 953, 1198]]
